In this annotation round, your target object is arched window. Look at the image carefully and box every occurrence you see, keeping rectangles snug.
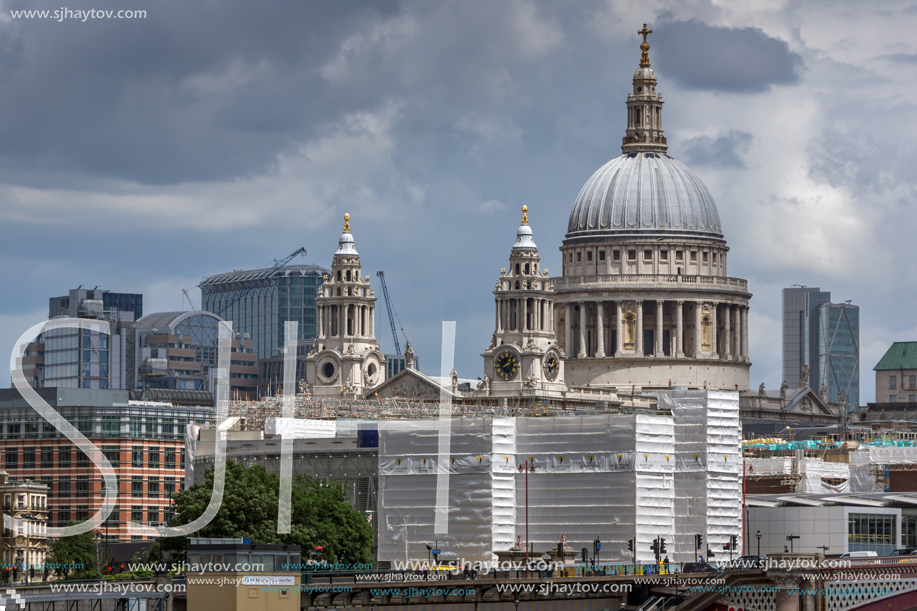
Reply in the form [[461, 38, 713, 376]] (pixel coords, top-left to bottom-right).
[[515, 281, 520, 290], [524, 263, 530, 275], [337, 270, 342, 281], [346, 270, 351, 282], [515, 263, 520, 274]]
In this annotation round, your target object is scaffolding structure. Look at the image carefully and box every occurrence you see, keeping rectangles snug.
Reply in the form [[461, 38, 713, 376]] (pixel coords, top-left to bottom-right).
[[226, 394, 661, 432]]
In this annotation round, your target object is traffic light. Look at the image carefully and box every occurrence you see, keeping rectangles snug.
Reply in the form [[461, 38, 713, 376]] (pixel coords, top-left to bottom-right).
[[651, 539, 660, 561], [731, 535, 738, 549], [627, 539, 633, 552], [695, 534, 703, 550], [581, 548, 588, 563], [659, 538, 667, 554]]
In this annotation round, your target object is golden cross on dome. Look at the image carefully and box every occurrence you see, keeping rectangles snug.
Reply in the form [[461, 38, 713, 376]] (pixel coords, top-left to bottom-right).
[[638, 23, 653, 64], [638, 24, 652, 44], [343, 212, 351, 233], [521, 205, 529, 225]]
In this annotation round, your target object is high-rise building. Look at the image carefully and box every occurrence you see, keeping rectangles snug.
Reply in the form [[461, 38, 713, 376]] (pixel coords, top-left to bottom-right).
[[199, 264, 329, 362], [815, 302, 859, 409], [37, 288, 140, 390], [782, 287, 859, 409]]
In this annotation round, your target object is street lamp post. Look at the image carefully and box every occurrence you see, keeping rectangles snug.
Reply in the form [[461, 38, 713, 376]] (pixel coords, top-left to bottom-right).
[[756, 530, 762, 558]]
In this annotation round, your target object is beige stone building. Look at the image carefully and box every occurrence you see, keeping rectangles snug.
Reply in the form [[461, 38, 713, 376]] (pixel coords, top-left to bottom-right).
[[487, 32, 751, 393], [0, 471, 49, 579], [306, 214, 386, 398]]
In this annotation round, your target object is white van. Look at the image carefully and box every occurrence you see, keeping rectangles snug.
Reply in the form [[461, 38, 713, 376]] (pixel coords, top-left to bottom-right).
[[840, 551, 878, 558]]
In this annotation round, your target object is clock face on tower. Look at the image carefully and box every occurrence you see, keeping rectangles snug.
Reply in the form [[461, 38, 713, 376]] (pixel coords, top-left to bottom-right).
[[495, 351, 519, 381], [543, 353, 559, 382]]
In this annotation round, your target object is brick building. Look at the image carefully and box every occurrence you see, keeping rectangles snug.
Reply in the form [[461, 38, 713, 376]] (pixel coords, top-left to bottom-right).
[[0, 388, 211, 542]]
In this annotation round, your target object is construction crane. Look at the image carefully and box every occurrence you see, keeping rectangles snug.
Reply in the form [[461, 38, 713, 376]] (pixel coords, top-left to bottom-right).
[[376, 271, 408, 355], [181, 288, 199, 311], [208, 248, 307, 317]]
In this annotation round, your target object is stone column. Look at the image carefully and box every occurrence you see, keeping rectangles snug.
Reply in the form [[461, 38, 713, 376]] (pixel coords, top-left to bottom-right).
[[676, 301, 684, 358], [636, 300, 644, 357], [565, 305, 573, 356], [369, 307, 374, 337], [724, 304, 732, 360], [522, 297, 528, 332], [595, 301, 605, 358], [694, 302, 702, 358], [742, 305, 749, 361], [578, 302, 587, 358], [615, 302, 623, 357], [655, 300, 664, 357], [317, 305, 323, 339], [711, 303, 718, 358]]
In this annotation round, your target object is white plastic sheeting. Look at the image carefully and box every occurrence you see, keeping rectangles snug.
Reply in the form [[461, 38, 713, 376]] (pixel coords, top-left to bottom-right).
[[660, 390, 742, 562], [265, 417, 336, 438], [377, 391, 742, 565]]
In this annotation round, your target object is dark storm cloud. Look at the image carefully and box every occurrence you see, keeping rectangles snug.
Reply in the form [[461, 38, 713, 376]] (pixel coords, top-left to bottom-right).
[[0, 0, 399, 185], [681, 130, 752, 168], [652, 20, 802, 93]]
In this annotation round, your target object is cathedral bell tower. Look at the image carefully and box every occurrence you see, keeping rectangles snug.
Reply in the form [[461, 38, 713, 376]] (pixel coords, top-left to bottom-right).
[[306, 213, 386, 397], [482, 206, 565, 394]]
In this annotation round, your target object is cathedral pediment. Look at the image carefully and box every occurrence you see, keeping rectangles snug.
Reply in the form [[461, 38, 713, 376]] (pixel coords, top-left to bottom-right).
[[367, 367, 458, 401]]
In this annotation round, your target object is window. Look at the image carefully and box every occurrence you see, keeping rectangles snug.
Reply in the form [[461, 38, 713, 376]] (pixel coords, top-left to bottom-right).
[[59, 477, 71, 498], [5, 449, 17, 468], [149, 477, 160, 497], [132, 476, 144, 497], [675, 250, 683, 262], [690, 251, 697, 262], [102, 445, 119, 467], [149, 448, 160, 468], [910, 395, 916, 404], [628, 250, 636, 261], [599, 250, 606, 261], [41, 476, 52, 497], [644, 249, 652, 261], [165, 449, 176, 468], [132, 506, 143, 523], [911, 375, 916, 389], [576, 252, 581, 262], [585, 251, 592, 262], [76, 475, 89, 497], [891, 396, 898, 404], [6, 424, 19, 439], [41, 448, 53, 468], [568, 253, 573, 262], [58, 510, 71, 526], [891, 375, 898, 389], [148, 508, 160, 525], [613, 250, 620, 261], [712, 253, 717, 264], [848, 513, 897, 555], [132, 446, 143, 467], [59, 447, 71, 467], [165, 477, 176, 496], [660, 250, 668, 261], [75, 506, 89, 522], [76, 450, 89, 467], [23, 447, 35, 468], [702, 252, 709, 263]]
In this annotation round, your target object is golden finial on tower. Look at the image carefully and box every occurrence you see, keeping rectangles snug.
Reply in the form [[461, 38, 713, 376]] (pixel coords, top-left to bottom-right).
[[521, 205, 529, 225], [638, 23, 653, 65], [343, 212, 351, 233]]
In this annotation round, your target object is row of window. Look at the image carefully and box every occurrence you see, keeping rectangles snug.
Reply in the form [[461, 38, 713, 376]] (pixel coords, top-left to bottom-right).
[[888, 396, 917, 404], [3, 446, 183, 469], [570, 248, 722, 265], [889, 375, 917, 389], [55, 507, 175, 528], [48, 475, 181, 498]]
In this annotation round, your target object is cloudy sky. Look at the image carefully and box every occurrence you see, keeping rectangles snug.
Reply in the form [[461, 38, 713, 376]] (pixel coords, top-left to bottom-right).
[[1, 0, 915, 404]]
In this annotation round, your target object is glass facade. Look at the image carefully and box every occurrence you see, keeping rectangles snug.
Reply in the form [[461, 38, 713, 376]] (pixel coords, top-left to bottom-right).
[[782, 287, 822, 388], [848, 512, 897, 555], [816, 303, 860, 410], [200, 265, 328, 361]]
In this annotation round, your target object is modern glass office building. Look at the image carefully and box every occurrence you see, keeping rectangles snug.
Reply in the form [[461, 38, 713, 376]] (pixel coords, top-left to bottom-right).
[[783, 286, 859, 410], [815, 302, 860, 409], [199, 264, 328, 361]]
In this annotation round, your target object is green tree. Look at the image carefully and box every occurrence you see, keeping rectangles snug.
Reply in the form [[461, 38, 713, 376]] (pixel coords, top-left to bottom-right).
[[46, 524, 100, 580], [163, 460, 373, 566]]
